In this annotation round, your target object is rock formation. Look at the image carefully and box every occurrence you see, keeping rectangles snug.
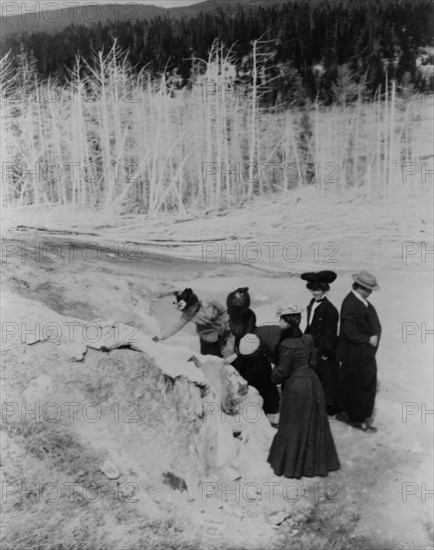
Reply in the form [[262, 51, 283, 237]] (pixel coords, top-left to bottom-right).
[[1, 290, 312, 549]]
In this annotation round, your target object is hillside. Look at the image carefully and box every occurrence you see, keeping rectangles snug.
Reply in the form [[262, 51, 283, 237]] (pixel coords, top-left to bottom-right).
[[0, 3, 168, 40], [1, 0, 427, 41]]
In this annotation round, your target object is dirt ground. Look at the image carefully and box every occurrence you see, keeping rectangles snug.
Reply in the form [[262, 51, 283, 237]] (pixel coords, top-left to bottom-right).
[[1, 229, 433, 549]]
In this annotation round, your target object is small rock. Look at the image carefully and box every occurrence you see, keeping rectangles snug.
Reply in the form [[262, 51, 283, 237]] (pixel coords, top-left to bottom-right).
[[58, 342, 87, 361], [162, 472, 187, 492], [100, 459, 120, 479], [266, 510, 290, 526]]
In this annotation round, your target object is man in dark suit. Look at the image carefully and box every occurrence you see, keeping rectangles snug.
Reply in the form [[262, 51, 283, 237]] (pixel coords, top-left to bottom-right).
[[337, 271, 382, 432], [301, 271, 340, 415]]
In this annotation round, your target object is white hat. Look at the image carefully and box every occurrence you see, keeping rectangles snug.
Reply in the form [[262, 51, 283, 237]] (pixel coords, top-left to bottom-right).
[[239, 333, 260, 355], [276, 304, 304, 316]]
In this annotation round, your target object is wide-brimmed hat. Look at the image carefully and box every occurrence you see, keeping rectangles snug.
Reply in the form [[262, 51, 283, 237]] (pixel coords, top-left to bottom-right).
[[352, 271, 380, 291], [174, 288, 199, 310], [239, 333, 260, 355], [276, 304, 304, 317], [300, 271, 337, 285]]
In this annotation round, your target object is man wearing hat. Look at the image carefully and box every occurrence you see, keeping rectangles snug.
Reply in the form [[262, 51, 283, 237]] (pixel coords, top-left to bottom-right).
[[337, 271, 382, 432], [301, 271, 340, 415]]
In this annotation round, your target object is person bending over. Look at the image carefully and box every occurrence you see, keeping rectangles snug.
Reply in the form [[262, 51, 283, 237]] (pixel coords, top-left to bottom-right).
[[153, 288, 227, 356]]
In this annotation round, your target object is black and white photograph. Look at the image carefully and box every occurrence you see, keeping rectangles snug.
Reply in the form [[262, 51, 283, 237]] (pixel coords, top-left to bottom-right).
[[1, 0, 433, 548]]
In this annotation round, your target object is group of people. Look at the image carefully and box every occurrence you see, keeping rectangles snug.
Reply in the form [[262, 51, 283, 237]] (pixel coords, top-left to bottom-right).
[[152, 269, 382, 479]]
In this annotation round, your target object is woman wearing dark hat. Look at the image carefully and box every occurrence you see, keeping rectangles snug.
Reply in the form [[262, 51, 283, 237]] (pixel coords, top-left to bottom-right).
[[222, 289, 280, 417], [337, 271, 382, 432], [226, 288, 256, 341], [301, 271, 340, 415], [267, 305, 340, 479], [221, 287, 256, 360], [153, 288, 227, 356]]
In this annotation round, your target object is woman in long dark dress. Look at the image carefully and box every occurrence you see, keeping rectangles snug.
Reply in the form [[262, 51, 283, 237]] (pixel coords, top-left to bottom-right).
[[267, 305, 340, 479], [301, 271, 340, 415]]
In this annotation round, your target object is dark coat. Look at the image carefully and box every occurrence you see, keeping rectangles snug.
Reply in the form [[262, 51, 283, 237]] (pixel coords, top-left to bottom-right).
[[267, 333, 340, 479], [255, 324, 282, 365], [221, 307, 280, 413], [233, 350, 280, 414], [229, 308, 256, 345], [305, 297, 339, 409], [337, 291, 382, 422], [220, 308, 256, 357], [305, 297, 339, 358]]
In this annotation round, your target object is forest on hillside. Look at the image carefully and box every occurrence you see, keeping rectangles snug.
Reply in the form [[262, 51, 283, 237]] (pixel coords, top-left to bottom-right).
[[2, 0, 433, 105]]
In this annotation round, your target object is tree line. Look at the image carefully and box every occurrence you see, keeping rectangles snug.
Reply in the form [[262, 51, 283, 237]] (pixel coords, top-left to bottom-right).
[[2, 0, 433, 105]]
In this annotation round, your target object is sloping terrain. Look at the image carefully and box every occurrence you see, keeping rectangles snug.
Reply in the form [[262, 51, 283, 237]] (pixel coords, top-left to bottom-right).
[[1, 231, 433, 549], [1, 253, 318, 550]]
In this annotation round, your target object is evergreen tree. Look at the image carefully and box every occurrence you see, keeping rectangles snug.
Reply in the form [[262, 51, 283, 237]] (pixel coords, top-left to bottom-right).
[[1, 0, 432, 102]]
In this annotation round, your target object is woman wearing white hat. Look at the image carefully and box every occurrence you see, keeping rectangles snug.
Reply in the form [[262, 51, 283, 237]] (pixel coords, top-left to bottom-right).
[[267, 305, 340, 479], [224, 331, 280, 416]]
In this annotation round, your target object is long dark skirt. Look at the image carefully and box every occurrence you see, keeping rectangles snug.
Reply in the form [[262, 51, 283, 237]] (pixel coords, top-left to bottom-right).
[[338, 359, 377, 422], [233, 354, 280, 414], [268, 369, 340, 479], [314, 356, 340, 414]]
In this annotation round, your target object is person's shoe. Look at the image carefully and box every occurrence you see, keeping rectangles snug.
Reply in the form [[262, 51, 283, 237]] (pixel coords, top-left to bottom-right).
[[326, 406, 341, 416], [365, 425, 378, 432], [363, 420, 377, 432], [363, 416, 377, 432], [335, 412, 350, 424], [350, 421, 377, 433]]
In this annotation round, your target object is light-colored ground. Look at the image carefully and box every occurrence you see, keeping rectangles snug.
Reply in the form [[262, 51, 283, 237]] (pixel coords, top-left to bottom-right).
[[1, 221, 433, 548]]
